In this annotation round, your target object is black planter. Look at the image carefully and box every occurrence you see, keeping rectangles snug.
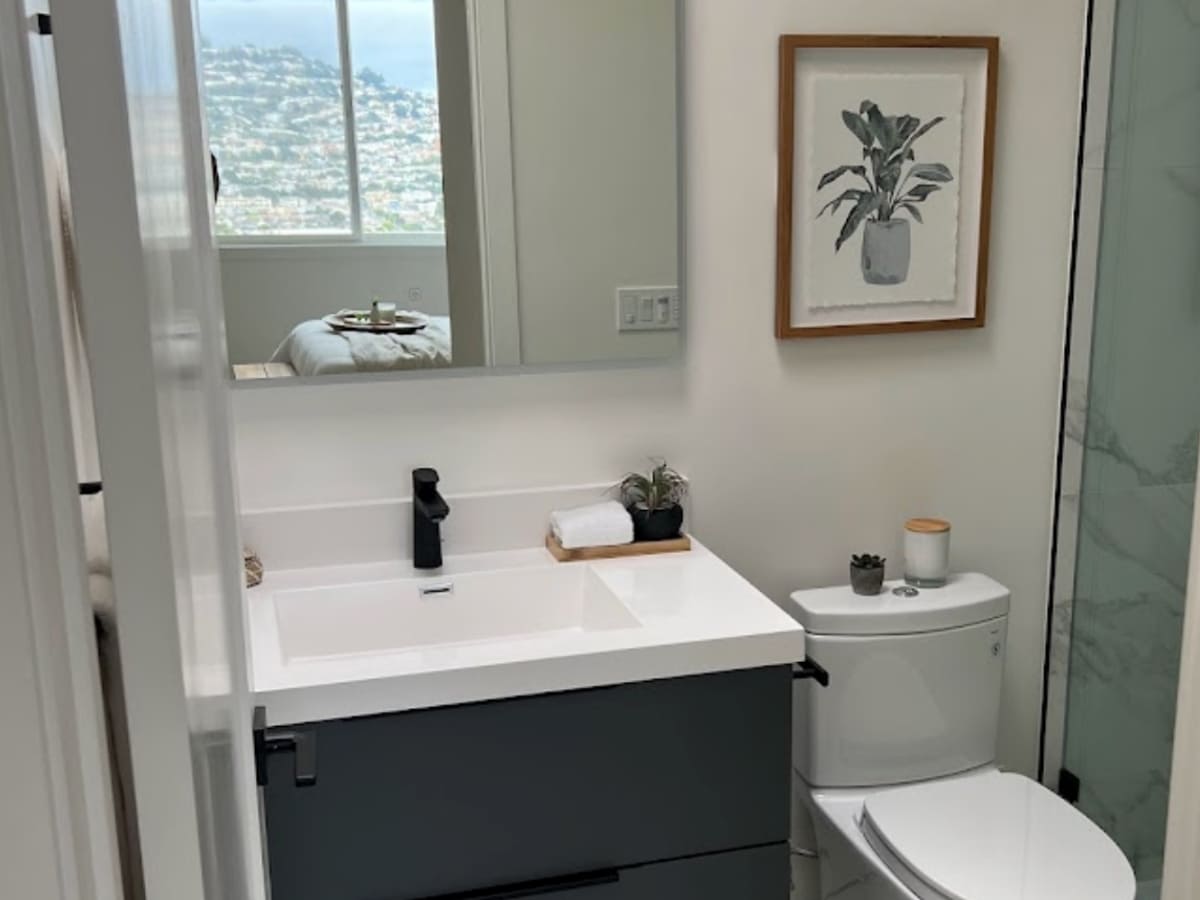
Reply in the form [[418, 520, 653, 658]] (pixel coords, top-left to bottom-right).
[[630, 504, 684, 542], [850, 564, 885, 596]]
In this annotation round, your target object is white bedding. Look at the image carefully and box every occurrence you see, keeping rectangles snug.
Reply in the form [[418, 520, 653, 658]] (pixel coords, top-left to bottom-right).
[[271, 316, 453, 377]]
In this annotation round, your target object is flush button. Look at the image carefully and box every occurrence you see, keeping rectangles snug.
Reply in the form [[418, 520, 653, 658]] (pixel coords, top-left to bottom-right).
[[892, 586, 920, 598]]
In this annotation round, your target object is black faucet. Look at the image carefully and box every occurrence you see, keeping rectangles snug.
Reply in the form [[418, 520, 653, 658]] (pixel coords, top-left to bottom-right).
[[412, 467, 450, 570]]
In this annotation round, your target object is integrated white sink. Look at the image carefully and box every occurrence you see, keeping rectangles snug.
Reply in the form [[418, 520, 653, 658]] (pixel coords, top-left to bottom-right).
[[248, 542, 805, 726], [274, 565, 641, 662]]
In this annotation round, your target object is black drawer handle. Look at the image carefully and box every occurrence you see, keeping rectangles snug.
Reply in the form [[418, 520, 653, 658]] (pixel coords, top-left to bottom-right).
[[793, 657, 830, 687], [253, 706, 317, 787], [419, 868, 619, 900]]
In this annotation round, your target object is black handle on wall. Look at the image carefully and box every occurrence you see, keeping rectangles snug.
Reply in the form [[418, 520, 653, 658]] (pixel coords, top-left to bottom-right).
[[793, 657, 830, 688], [253, 706, 317, 787], [418, 868, 620, 900]]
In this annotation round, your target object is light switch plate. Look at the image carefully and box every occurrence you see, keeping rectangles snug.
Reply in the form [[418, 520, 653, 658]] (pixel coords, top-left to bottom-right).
[[617, 286, 681, 333]]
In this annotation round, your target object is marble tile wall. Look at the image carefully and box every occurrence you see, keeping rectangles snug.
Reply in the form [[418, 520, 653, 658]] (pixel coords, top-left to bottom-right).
[[1049, 0, 1200, 887], [1065, 481, 1192, 879]]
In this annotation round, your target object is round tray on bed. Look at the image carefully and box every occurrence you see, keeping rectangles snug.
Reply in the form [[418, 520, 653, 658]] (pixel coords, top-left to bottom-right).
[[322, 310, 429, 335]]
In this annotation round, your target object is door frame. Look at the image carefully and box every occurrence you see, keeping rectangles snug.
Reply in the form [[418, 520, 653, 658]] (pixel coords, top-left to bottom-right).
[[1162, 475, 1200, 897], [47, 0, 267, 894], [0, 1, 123, 896]]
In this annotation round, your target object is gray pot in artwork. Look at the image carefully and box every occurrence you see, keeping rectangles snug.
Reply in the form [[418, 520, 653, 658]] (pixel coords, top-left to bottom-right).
[[862, 218, 911, 285]]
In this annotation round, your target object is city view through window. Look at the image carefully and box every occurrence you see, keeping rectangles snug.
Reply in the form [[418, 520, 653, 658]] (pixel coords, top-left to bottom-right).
[[198, 0, 445, 238]]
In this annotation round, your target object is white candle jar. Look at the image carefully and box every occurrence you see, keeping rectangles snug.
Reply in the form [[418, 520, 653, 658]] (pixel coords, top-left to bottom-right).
[[371, 300, 397, 324], [904, 518, 951, 588]]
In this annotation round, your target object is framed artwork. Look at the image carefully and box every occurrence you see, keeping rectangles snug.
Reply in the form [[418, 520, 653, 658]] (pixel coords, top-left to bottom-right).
[[775, 35, 999, 338]]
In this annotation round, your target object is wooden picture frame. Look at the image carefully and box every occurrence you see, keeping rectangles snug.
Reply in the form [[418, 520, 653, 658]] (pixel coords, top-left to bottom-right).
[[775, 35, 999, 338]]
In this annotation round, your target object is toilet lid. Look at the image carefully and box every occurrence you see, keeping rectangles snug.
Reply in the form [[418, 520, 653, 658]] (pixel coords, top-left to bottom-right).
[[860, 772, 1135, 900]]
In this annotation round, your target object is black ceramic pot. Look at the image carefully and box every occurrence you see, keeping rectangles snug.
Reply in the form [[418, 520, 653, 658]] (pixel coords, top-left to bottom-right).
[[630, 504, 684, 542], [850, 564, 885, 596]]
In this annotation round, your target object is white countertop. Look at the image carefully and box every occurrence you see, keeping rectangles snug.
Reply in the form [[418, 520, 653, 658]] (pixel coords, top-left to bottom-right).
[[248, 540, 805, 725]]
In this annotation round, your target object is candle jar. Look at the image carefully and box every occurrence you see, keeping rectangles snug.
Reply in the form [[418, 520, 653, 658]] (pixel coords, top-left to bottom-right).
[[371, 299, 397, 325], [904, 518, 951, 588]]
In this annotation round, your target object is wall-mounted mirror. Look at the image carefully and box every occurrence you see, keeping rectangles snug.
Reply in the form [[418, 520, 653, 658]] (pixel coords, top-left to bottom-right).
[[197, 0, 681, 382]]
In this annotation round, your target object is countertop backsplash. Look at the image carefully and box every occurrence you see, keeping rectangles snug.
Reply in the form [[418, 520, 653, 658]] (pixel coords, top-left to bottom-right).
[[241, 481, 690, 571]]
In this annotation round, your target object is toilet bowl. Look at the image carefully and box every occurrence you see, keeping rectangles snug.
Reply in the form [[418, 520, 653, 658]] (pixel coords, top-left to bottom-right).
[[789, 574, 1135, 900]]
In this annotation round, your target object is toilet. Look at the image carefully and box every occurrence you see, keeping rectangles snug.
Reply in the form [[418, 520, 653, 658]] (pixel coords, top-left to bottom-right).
[[789, 573, 1135, 900]]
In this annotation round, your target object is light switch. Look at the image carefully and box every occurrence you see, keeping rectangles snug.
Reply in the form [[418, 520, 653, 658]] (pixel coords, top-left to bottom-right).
[[616, 286, 682, 333]]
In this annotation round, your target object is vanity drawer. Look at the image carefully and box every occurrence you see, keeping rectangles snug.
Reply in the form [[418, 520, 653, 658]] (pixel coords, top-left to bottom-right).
[[413, 844, 787, 900], [261, 666, 791, 900]]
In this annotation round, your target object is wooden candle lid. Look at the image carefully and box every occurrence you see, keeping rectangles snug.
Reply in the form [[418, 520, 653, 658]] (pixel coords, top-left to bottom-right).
[[905, 517, 951, 534]]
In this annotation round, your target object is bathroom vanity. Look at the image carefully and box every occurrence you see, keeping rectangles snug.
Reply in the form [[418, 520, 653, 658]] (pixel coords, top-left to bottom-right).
[[260, 668, 790, 900], [246, 533, 804, 900]]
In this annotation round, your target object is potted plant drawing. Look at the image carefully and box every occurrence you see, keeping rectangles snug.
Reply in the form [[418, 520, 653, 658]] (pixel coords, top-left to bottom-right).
[[615, 460, 688, 542], [850, 553, 887, 596], [816, 100, 954, 286]]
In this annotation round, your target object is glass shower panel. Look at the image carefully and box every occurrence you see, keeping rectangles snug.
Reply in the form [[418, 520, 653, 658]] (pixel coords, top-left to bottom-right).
[[1062, 0, 1200, 896]]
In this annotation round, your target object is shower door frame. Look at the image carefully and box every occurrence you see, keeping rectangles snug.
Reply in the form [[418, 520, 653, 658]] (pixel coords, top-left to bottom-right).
[[1045, 0, 1200, 891], [1040, 0, 1117, 790]]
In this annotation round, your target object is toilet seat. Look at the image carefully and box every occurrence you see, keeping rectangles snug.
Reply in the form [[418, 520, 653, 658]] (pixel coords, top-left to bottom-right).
[[859, 771, 1135, 900]]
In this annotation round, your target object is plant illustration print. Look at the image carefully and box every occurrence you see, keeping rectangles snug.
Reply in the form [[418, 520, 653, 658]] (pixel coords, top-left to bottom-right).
[[816, 100, 954, 286]]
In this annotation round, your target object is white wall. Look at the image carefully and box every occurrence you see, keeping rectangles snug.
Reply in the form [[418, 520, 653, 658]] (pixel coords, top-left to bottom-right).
[[233, 0, 1086, 778], [505, 0, 679, 365], [219, 244, 450, 364]]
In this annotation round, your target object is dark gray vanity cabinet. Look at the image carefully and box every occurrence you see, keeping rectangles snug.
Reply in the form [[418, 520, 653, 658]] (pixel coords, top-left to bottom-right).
[[260, 666, 792, 900]]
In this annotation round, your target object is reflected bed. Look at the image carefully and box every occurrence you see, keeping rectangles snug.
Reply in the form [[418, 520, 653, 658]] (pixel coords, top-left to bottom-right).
[[266, 316, 453, 378]]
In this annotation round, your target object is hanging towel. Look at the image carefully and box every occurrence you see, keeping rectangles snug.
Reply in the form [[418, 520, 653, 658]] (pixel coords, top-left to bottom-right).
[[550, 501, 634, 550]]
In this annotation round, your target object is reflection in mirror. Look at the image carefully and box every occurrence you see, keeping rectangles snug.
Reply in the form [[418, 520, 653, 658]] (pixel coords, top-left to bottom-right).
[[196, 0, 681, 382]]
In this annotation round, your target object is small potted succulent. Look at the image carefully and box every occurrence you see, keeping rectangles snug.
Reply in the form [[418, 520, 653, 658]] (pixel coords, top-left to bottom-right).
[[615, 460, 688, 542], [850, 553, 886, 596]]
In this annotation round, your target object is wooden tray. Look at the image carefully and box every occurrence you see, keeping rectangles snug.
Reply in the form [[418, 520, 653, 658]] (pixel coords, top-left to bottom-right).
[[545, 532, 691, 562], [323, 310, 428, 335]]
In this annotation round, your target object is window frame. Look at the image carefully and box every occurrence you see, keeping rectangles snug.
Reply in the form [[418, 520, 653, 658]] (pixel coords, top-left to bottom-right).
[[204, 0, 446, 248]]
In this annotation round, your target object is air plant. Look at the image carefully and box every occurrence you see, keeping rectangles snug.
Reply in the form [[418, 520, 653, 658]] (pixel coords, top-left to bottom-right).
[[615, 460, 688, 511], [816, 100, 954, 251]]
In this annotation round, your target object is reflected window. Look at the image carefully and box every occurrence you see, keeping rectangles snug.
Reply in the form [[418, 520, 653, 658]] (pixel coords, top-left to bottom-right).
[[197, 0, 445, 241]]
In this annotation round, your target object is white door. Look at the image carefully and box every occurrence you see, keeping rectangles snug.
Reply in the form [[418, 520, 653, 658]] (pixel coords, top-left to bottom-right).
[[48, 0, 265, 897]]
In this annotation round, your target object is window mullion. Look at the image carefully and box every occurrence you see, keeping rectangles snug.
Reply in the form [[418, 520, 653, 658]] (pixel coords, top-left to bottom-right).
[[336, 0, 363, 239]]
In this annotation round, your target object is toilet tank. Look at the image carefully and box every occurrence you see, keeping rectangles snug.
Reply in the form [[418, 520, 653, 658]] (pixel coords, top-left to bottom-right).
[[790, 573, 1010, 788]]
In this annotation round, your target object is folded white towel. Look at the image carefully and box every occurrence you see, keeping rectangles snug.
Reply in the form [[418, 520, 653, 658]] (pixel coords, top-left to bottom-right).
[[550, 501, 633, 550]]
